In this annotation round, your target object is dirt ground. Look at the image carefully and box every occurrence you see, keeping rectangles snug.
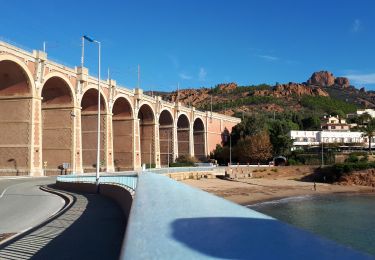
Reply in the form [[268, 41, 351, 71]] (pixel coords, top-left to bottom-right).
[[181, 166, 374, 205]]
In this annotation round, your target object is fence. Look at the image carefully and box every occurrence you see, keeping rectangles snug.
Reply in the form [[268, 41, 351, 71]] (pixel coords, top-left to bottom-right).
[[56, 173, 138, 191]]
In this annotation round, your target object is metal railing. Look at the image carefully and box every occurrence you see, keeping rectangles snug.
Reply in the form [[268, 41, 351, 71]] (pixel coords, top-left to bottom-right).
[[56, 173, 138, 191], [146, 166, 214, 174], [56, 166, 214, 191]]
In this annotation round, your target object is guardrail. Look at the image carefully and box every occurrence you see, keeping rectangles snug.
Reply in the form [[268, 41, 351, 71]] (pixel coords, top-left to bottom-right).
[[145, 166, 214, 174], [56, 174, 138, 191], [57, 167, 214, 189]]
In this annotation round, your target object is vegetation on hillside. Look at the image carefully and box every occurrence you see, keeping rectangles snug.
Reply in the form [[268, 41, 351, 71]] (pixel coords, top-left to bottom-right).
[[300, 95, 357, 117]]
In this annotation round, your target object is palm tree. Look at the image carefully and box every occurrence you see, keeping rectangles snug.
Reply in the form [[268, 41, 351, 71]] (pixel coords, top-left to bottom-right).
[[359, 112, 372, 125], [361, 118, 375, 154]]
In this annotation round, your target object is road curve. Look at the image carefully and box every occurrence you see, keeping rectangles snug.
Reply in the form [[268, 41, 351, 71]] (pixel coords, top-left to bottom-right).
[[0, 177, 65, 235]]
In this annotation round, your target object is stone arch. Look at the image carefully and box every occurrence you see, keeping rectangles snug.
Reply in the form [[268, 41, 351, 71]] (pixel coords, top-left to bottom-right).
[[81, 88, 107, 172], [41, 72, 76, 104], [177, 114, 190, 158], [0, 55, 35, 97], [0, 58, 34, 173], [41, 76, 74, 175], [138, 104, 155, 167], [81, 85, 108, 112], [112, 96, 134, 171], [159, 109, 174, 166], [193, 117, 206, 161]]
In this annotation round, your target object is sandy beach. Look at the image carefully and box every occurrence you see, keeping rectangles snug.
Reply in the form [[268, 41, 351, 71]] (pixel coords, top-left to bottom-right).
[[181, 166, 374, 206]]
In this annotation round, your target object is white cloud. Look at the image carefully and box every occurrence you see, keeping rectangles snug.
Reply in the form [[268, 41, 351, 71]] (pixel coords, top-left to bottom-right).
[[198, 67, 207, 81], [351, 19, 361, 32], [256, 54, 279, 61], [179, 72, 192, 80], [345, 73, 375, 85]]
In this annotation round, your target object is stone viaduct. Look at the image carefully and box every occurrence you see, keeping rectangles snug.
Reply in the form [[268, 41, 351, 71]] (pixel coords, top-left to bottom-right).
[[0, 40, 240, 176]]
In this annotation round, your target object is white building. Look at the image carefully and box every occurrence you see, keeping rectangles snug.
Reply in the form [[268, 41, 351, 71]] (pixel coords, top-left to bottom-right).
[[321, 116, 350, 132], [356, 109, 375, 118], [347, 108, 375, 120], [289, 130, 374, 149]]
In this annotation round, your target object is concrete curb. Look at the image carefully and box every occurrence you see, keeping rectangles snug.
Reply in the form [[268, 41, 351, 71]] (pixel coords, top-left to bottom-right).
[[0, 184, 74, 247]]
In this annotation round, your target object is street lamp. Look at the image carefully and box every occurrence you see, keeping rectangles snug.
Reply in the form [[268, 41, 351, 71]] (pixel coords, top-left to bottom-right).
[[321, 137, 324, 167], [229, 133, 232, 166], [82, 35, 101, 186]]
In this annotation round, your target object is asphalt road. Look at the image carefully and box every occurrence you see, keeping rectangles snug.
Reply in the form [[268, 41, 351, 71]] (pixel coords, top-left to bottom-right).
[[0, 177, 65, 234]]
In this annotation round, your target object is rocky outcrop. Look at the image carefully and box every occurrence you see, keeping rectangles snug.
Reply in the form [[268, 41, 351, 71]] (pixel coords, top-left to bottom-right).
[[274, 83, 329, 97], [335, 77, 350, 88], [307, 71, 351, 89], [217, 83, 237, 92], [253, 83, 329, 97], [307, 71, 335, 87], [170, 88, 210, 106]]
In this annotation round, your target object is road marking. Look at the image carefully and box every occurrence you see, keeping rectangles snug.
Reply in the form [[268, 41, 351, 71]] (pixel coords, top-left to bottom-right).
[[0, 188, 8, 198]]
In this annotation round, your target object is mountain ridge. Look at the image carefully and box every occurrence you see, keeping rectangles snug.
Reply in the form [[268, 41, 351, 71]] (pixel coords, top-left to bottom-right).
[[145, 71, 375, 117]]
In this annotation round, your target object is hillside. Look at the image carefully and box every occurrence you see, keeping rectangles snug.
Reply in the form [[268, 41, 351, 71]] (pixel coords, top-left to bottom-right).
[[150, 71, 374, 118]]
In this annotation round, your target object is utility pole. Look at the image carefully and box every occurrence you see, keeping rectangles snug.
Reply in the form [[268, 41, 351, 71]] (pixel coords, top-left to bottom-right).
[[210, 87, 213, 113], [321, 136, 324, 167], [137, 64, 140, 89], [149, 142, 152, 170], [177, 82, 180, 103], [229, 133, 232, 166], [167, 131, 170, 170]]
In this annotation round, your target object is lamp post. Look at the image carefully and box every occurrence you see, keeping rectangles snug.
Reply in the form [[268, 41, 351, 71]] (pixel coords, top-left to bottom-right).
[[82, 35, 101, 186], [229, 133, 232, 166], [321, 136, 324, 167]]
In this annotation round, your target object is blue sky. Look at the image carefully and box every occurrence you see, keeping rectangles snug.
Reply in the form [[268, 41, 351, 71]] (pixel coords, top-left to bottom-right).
[[1, 0, 375, 91]]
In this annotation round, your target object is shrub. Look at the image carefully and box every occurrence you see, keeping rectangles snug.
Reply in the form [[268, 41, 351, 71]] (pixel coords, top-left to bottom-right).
[[345, 154, 359, 163], [287, 158, 300, 165], [349, 152, 367, 157], [176, 155, 197, 163], [145, 163, 156, 169], [169, 162, 195, 167], [170, 155, 197, 167]]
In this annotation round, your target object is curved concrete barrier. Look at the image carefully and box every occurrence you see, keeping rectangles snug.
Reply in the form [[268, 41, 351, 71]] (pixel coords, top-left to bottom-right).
[[56, 181, 133, 225]]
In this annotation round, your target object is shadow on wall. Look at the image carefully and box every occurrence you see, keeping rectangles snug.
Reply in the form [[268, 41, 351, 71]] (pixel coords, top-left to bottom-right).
[[7, 158, 18, 175], [170, 217, 365, 259]]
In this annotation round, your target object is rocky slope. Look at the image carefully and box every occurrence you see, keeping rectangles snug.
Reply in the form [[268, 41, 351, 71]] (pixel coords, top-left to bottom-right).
[[151, 71, 375, 116], [338, 169, 375, 187]]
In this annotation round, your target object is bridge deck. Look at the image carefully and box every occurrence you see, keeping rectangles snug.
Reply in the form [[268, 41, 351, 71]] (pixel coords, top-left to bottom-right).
[[122, 173, 371, 259]]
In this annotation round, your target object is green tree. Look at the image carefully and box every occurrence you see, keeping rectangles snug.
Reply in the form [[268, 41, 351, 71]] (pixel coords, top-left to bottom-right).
[[268, 119, 298, 156], [361, 118, 375, 154], [302, 115, 321, 130], [359, 112, 372, 125], [231, 115, 268, 145], [211, 144, 230, 165], [234, 131, 272, 163]]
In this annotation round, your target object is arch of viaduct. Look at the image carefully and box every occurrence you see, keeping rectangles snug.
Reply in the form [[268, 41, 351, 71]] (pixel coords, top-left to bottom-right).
[[0, 41, 240, 175]]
